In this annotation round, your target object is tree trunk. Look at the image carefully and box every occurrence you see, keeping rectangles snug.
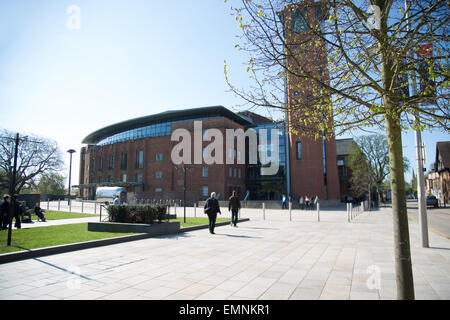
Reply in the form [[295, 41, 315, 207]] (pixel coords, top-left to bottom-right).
[[385, 113, 415, 300]]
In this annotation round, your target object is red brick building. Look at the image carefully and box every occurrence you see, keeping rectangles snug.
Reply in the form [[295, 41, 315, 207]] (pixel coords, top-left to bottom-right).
[[282, 1, 341, 202], [78, 106, 248, 204]]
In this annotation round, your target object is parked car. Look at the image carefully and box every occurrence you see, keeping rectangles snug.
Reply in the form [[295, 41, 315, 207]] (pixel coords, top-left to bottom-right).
[[406, 194, 415, 199], [426, 195, 439, 208]]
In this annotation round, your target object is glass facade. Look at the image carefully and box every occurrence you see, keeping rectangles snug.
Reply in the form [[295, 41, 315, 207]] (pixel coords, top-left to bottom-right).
[[245, 122, 287, 200], [97, 116, 220, 146]]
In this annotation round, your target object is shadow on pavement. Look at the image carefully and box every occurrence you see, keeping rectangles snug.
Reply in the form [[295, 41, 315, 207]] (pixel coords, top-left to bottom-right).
[[430, 247, 450, 251], [217, 233, 263, 239]]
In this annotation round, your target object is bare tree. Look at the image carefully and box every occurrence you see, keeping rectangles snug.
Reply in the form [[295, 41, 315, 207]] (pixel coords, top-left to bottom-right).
[[0, 129, 64, 194], [348, 134, 410, 205], [225, 0, 449, 299]]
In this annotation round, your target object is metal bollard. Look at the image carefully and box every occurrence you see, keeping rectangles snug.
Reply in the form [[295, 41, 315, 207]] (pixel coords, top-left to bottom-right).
[[263, 202, 265, 220], [347, 203, 350, 222], [95, 202, 97, 214], [174, 203, 177, 216], [99, 205, 102, 222], [69, 200, 72, 212], [58, 199, 60, 211], [47, 199, 49, 210], [81, 201, 84, 213], [194, 203, 197, 218], [289, 202, 292, 221], [350, 203, 353, 220], [317, 203, 320, 222]]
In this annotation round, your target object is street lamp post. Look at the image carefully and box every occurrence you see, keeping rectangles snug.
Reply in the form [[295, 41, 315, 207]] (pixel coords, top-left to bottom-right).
[[67, 149, 76, 206], [7, 133, 20, 246], [405, 0, 429, 248]]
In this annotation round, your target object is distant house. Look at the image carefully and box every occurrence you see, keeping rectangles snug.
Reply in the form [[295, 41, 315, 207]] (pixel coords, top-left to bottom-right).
[[429, 141, 450, 206]]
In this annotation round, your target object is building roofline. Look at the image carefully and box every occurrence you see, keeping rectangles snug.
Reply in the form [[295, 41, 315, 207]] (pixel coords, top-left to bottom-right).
[[82, 106, 251, 144]]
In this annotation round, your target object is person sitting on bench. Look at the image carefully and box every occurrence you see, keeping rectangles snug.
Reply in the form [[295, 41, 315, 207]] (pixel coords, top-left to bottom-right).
[[20, 201, 32, 223], [34, 203, 46, 222]]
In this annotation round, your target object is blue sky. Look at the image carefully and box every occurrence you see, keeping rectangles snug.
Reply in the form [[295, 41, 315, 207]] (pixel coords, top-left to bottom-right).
[[0, 0, 448, 186]]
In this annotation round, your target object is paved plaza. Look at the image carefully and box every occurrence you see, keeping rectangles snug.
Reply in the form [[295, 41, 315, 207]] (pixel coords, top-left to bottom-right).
[[0, 205, 449, 300]]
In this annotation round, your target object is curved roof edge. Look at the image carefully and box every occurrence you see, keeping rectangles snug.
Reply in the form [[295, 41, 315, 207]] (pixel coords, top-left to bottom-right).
[[82, 105, 251, 144]]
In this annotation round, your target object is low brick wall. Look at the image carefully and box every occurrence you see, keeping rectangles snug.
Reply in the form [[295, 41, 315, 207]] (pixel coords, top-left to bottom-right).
[[88, 221, 180, 235]]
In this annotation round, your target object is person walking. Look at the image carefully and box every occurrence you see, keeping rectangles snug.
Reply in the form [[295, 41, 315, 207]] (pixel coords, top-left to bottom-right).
[[1, 195, 10, 230], [299, 196, 304, 210], [204, 192, 221, 234], [228, 190, 241, 227], [12, 195, 21, 229], [281, 194, 287, 210], [305, 195, 311, 210]]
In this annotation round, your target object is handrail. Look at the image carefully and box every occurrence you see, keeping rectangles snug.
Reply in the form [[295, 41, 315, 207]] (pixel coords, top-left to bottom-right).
[[99, 204, 110, 222]]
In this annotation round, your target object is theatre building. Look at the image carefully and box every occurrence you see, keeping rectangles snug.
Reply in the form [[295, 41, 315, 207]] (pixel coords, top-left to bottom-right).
[[78, 1, 342, 205], [78, 105, 341, 205], [78, 106, 249, 204]]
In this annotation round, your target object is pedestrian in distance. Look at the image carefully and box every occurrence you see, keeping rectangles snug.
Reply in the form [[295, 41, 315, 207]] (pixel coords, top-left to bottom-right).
[[299, 196, 304, 210], [204, 192, 221, 234], [1, 195, 10, 230], [305, 195, 311, 210], [12, 195, 21, 229], [228, 190, 241, 227], [34, 203, 46, 222], [281, 194, 287, 210]]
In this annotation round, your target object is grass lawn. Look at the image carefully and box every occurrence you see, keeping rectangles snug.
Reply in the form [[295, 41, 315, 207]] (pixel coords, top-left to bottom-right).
[[0, 217, 231, 254], [0, 223, 137, 254], [30, 210, 99, 220]]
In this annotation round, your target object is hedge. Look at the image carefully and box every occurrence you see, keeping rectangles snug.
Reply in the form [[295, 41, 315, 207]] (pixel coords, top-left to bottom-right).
[[106, 205, 167, 224]]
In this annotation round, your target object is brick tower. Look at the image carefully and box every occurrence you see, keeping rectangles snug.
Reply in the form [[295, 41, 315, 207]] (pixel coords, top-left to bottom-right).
[[282, 0, 340, 201]]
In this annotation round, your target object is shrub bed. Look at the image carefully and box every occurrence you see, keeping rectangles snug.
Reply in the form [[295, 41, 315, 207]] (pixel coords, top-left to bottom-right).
[[106, 205, 167, 224]]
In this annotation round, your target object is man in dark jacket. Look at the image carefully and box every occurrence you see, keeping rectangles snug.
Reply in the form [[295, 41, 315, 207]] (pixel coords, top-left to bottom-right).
[[228, 190, 241, 227], [1, 195, 10, 230], [204, 192, 221, 234], [12, 195, 21, 229]]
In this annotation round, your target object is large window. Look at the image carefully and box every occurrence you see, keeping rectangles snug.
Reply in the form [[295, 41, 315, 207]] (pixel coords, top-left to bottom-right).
[[155, 171, 163, 179], [156, 153, 163, 161], [96, 116, 220, 147], [120, 153, 127, 170], [296, 142, 302, 161], [136, 173, 143, 183], [202, 186, 209, 197], [98, 157, 103, 171], [136, 150, 144, 169], [108, 155, 114, 170], [202, 167, 208, 178]]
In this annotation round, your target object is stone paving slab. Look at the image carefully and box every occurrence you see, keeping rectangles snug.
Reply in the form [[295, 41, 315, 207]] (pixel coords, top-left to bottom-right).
[[0, 206, 449, 300]]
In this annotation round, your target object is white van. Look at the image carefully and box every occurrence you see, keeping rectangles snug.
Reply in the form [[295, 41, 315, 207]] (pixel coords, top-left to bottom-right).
[[95, 187, 127, 204]]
